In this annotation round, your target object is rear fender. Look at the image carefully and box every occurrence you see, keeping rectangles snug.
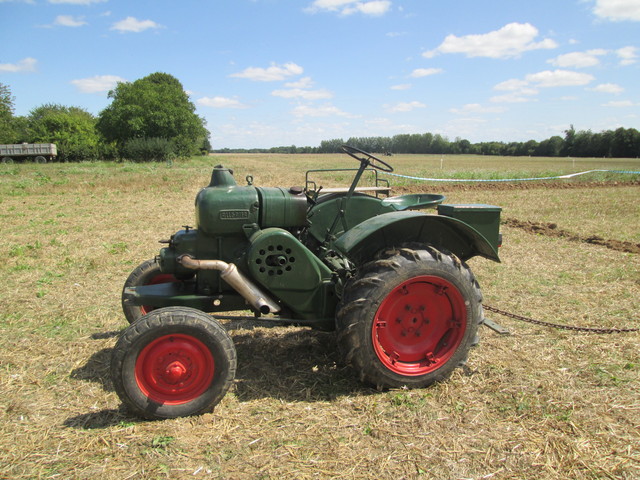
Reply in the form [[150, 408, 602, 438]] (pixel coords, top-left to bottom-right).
[[332, 211, 500, 265]]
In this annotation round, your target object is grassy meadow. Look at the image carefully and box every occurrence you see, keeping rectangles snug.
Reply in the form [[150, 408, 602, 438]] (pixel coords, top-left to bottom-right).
[[0, 153, 638, 479]]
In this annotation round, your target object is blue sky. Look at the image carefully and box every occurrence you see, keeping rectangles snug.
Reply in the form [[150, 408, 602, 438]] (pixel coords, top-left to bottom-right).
[[1, 0, 639, 149]]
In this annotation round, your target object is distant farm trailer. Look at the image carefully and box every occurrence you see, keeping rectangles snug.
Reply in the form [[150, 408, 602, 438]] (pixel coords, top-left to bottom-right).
[[0, 143, 57, 164]]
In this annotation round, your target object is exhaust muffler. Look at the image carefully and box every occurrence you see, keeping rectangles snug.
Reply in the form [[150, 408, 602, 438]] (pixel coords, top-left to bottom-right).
[[177, 255, 281, 315]]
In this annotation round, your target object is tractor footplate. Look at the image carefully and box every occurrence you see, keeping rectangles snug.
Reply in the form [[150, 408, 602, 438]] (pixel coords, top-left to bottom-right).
[[482, 317, 511, 335], [123, 282, 248, 313]]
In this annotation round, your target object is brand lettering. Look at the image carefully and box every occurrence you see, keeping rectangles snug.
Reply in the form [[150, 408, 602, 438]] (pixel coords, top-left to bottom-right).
[[219, 210, 250, 220]]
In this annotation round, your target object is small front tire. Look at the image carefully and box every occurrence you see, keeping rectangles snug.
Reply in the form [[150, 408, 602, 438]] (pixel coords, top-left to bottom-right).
[[111, 307, 237, 420], [122, 258, 178, 324]]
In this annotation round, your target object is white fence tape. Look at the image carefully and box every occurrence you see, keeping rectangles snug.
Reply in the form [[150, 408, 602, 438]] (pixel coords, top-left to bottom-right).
[[382, 169, 640, 183]]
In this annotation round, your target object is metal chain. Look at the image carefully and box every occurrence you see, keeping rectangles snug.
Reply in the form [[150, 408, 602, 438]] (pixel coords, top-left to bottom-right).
[[483, 304, 640, 334]]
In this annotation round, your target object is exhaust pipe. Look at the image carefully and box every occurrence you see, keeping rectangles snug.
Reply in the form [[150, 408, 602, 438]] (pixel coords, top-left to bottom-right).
[[177, 255, 281, 315]]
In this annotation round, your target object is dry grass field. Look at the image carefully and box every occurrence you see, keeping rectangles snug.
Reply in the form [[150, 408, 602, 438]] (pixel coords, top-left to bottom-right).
[[0, 153, 638, 479]]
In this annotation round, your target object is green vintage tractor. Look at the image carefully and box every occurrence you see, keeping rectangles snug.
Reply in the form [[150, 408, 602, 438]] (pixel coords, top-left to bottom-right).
[[111, 146, 502, 419]]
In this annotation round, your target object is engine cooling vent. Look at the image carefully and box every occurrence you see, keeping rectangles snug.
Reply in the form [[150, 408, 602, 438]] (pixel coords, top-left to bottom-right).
[[254, 244, 296, 277]]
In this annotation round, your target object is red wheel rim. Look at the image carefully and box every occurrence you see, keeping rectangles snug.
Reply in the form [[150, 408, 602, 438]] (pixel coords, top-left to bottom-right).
[[372, 275, 467, 376], [135, 334, 215, 405], [141, 274, 176, 315]]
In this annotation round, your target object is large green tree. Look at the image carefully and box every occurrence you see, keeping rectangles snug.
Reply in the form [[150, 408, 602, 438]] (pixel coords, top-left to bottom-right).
[[96, 72, 208, 158], [0, 83, 16, 144], [28, 104, 101, 161]]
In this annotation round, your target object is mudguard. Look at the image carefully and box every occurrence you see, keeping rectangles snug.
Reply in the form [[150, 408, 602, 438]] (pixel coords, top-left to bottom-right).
[[333, 211, 500, 264]]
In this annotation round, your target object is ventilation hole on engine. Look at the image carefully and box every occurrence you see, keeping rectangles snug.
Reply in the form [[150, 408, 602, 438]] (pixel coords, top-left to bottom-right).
[[285, 248, 292, 254], [268, 270, 274, 276], [259, 249, 265, 255], [285, 266, 292, 272], [289, 257, 296, 263], [277, 269, 283, 275], [268, 245, 274, 251], [277, 245, 283, 251], [256, 258, 262, 264], [259, 267, 265, 273]]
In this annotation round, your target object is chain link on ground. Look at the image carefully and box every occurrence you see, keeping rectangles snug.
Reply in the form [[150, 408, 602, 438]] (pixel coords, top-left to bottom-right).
[[483, 304, 639, 334]]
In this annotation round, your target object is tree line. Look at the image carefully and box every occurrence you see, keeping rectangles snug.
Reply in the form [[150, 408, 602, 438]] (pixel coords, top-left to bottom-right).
[[1, 73, 210, 162], [216, 128, 640, 158], [3, 75, 639, 161]]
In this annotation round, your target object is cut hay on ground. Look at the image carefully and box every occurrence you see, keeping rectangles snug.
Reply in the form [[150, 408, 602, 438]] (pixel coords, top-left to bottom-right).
[[0, 155, 638, 479]]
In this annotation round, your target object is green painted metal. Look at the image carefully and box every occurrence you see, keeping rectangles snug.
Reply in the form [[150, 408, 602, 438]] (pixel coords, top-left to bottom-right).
[[256, 187, 308, 229], [195, 166, 308, 236], [333, 211, 500, 264], [124, 282, 248, 312], [247, 228, 336, 320], [437, 204, 502, 250], [307, 194, 395, 245], [126, 150, 501, 328], [380, 193, 445, 211], [196, 184, 259, 236]]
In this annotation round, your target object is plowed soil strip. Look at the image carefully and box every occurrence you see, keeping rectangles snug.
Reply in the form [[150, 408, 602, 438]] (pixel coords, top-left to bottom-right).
[[504, 218, 640, 254]]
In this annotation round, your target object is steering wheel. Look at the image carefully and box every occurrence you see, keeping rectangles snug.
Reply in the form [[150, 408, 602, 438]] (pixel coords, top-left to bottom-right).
[[341, 145, 394, 173]]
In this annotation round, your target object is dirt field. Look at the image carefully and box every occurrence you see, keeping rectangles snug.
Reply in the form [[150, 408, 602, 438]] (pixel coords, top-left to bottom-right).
[[0, 154, 638, 479]]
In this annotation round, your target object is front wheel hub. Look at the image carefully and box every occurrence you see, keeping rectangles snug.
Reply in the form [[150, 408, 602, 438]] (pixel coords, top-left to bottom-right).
[[135, 334, 215, 405], [164, 361, 188, 384]]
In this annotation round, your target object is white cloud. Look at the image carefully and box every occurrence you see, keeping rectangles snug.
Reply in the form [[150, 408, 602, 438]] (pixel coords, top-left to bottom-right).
[[410, 68, 443, 78], [348, 1, 391, 16], [48, 0, 106, 3], [593, 0, 640, 21], [306, 0, 392, 16], [616, 46, 638, 65], [291, 104, 353, 117], [0, 57, 37, 73], [197, 96, 248, 109], [390, 83, 411, 90], [491, 78, 538, 103], [272, 76, 333, 99], [493, 79, 530, 91], [54, 15, 87, 27], [231, 62, 304, 82], [423, 22, 557, 59], [525, 70, 594, 87], [450, 103, 507, 114], [490, 92, 537, 103], [272, 88, 333, 100], [71, 75, 125, 93], [284, 77, 314, 89], [385, 101, 426, 112], [602, 100, 636, 107], [492, 69, 593, 103], [547, 49, 607, 68], [110, 17, 162, 33], [589, 83, 624, 94]]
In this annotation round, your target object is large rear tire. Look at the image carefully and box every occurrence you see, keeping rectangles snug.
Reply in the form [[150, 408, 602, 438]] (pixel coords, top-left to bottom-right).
[[122, 258, 178, 324], [337, 245, 483, 389], [111, 307, 236, 419]]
